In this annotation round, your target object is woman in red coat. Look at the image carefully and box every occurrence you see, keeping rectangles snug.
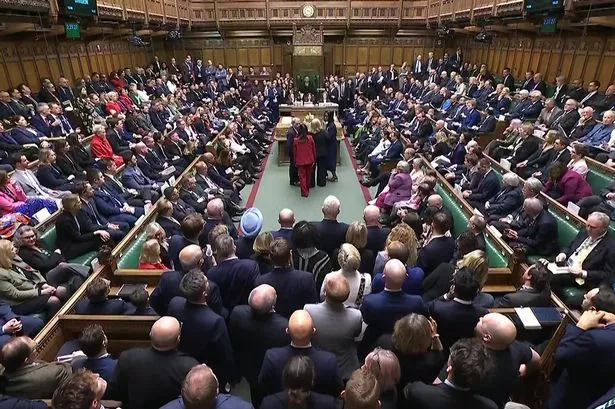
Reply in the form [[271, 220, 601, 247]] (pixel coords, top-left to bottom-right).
[[293, 124, 316, 197]]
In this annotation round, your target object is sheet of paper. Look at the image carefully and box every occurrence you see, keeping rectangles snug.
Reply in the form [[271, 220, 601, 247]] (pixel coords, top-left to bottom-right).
[[500, 158, 511, 171], [515, 307, 541, 330], [547, 262, 570, 275], [160, 166, 176, 176], [567, 202, 580, 216], [33, 208, 51, 224]]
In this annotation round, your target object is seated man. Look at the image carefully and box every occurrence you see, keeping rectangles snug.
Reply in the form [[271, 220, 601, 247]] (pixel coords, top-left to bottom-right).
[[74, 277, 130, 315], [164, 186, 195, 222], [120, 150, 160, 204], [72, 324, 117, 382], [550, 212, 615, 299], [495, 263, 551, 307], [88, 168, 142, 224], [502, 197, 559, 257], [575, 110, 615, 154], [75, 181, 128, 243], [101, 158, 150, 206], [128, 287, 157, 316], [0, 336, 72, 399], [0, 301, 44, 348], [462, 158, 501, 211]]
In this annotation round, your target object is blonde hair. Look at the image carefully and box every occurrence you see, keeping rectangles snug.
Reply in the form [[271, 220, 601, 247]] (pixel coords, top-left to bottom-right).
[[309, 118, 322, 133], [345, 222, 368, 249], [0, 240, 14, 269], [544, 129, 558, 145], [435, 131, 448, 144], [139, 239, 162, 264], [364, 348, 401, 392], [458, 250, 489, 287], [385, 224, 418, 266], [253, 231, 273, 256], [156, 198, 173, 215], [392, 313, 433, 355], [338, 243, 361, 271]]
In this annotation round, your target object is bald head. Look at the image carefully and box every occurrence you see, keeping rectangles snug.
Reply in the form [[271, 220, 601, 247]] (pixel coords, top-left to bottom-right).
[[475, 313, 516, 350], [179, 245, 203, 272], [278, 208, 295, 228], [324, 273, 350, 304], [248, 284, 277, 314], [150, 316, 181, 351], [181, 364, 218, 409], [206, 198, 224, 219], [287, 310, 314, 346], [427, 195, 443, 209], [363, 205, 380, 226], [383, 259, 407, 291], [203, 152, 215, 163]]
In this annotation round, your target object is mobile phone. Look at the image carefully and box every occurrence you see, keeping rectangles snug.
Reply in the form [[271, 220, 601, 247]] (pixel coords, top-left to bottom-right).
[[14, 317, 24, 337]]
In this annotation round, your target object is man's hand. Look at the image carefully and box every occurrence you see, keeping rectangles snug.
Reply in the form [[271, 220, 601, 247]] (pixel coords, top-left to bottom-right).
[[94, 230, 111, 242], [606, 192, 615, 200], [107, 223, 120, 230], [462, 190, 470, 198], [555, 253, 567, 263], [2, 319, 22, 334], [516, 160, 527, 168], [577, 310, 605, 331], [41, 286, 56, 295], [504, 229, 518, 240], [569, 265, 586, 278]]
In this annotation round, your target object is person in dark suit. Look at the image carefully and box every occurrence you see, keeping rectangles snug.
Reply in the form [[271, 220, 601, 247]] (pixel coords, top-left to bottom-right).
[[364, 205, 390, 253], [271, 208, 295, 245], [417, 212, 456, 276], [87, 168, 141, 225], [150, 245, 225, 317], [120, 151, 160, 203], [74, 181, 127, 243], [548, 287, 615, 409], [286, 118, 299, 186], [198, 198, 238, 246], [255, 238, 318, 318], [500, 68, 515, 90], [484, 172, 524, 218], [74, 277, 130, 315], [427, 269, 489, 350], [36, 149, 76, 193], [260, 355, 338, 409], [404, 338, 498, 409], [360, 259, 427, 355], [311, 196, 349, 257], [207, 234, 259, 312], [509, 130, 542, 169], [229, 284, 290, 408], [464, 158, 501, 210], [55, 194, 109, 260], [155, 199, 182, 239], [108, 316, 198, 409], [258, 310, 342, 398], [504, 197, 559, 257], [550, 99, 581, 137], [550, 212, 615, 298], [0, 301, 43, 349], [167, 270, 236, 387], [72, 324, 117, 382], [495, 263, 551, 307]]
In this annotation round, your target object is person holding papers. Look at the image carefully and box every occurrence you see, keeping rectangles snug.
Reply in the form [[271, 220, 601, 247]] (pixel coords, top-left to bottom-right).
[[550, 212, 615, 297]]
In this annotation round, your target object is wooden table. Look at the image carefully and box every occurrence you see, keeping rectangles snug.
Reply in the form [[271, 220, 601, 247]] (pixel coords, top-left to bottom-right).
[[274, 116, 345, 166], [279, 103, 339, 119]]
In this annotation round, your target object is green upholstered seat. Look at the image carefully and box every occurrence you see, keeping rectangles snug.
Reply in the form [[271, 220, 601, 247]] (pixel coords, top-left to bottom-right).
[[436, 184, 509, 268], [545, 86, 555, 98], [550, 210, 580, 250], [557, 286, 585, 308], [117, 232, 147, 269], [85, 144, 91, 155], [38, 226, 96, 266], [587, 168, 611, 195]]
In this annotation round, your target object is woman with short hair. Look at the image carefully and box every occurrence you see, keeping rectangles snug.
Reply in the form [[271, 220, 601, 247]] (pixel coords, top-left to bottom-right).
[[320, 243, 371, 309], [375, 161, 414, 212], [363, 348, 402, 409], [138, 239, 170, 270], [252, 232, 274, 274]]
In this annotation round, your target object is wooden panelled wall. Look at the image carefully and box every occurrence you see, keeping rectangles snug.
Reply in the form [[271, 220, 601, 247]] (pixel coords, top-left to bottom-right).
[[0, 39, 164, 91], [163, 37, 445, 77], [458, 34, 615, 88]]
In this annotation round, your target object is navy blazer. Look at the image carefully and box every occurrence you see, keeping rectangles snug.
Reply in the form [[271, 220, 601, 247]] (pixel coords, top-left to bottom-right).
[[11, 127, 44, 145], [149, 270, 226, 318], [167, 298, 236, 385], [93, 187, 126, 217], [207, 165, 234, 190], [468, 170, 501, 203], [365, 225, 390, 253], [74, 298, 130, 315], [563, 231, 615, 287], [404, 381, 497, 409], [427, 298, 488, 350], [207, 258, 259, 312], [271, 228, 293, 245], [417, 236, 456, 275], [515, 209, 559, 256], [260, 392, 338, 409], [259, 345, 343, 397], [495, 97, 512, 114], [383, 139, 404, 161], [30, 114, 57, 137], [156, 215, 182, 239], [228, 306, 290, 384], [486, 186, 524, 217], [361, 291, 427, 349], [549, 324, 615, 409], [121, 166, 155, 190], [312, 219, 349, 257], [72, 355, 117, 382], [461, 109, 481, 128], [254, 267, 318, 318], [36, 164, 72, 190], [0, 396, 47, 409]]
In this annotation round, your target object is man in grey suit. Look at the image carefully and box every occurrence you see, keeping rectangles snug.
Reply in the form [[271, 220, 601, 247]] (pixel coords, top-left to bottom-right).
[[535, 98, 563, 131], [304, 274, 363, 381], [10, 153, 69, 200]]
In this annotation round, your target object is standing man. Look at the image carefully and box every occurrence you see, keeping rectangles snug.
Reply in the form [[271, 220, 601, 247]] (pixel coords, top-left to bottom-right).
[[287, 117, 300, 186]]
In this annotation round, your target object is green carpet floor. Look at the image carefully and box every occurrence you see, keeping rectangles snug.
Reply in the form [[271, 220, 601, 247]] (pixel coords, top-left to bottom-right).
[[246, 139, 372, 231]]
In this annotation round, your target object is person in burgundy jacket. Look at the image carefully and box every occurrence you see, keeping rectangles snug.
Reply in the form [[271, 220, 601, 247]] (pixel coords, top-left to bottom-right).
[[543, 162, 593, 206], [293, 124, 316, 197]]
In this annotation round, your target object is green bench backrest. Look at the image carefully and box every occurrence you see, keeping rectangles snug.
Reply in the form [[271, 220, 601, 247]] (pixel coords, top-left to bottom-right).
[[85, 144, 91, 155], [549, 209, 580, 249], [436, 184, 509, 268], [587, 168, 611, 196], [117, 232, 147, 269], [40, 226, 57, 250]]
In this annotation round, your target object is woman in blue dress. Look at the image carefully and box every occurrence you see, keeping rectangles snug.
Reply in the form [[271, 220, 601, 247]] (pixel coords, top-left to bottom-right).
[[324, 111, 338, 182]]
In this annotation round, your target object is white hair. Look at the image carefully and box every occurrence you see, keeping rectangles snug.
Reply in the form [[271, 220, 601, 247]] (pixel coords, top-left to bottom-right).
[[323, 195, 341, 215], [519, 90, 529, 97], [503, 172, 520, 187], [530, 90, 543, 99]]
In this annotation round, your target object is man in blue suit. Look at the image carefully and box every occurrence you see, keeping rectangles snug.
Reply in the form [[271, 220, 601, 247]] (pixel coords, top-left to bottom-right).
[[463, 158, 501, 210], [120, 151, 160, 203], [549, 287, 615, 409], [168, 270, 237, 387], [87, 168, 141, 225], [30, 103, 60, 137], [459, 99, 482, 131], [168, 213, 204, 271], [255, 238, 318, 318], [207, 234, 259, 312], [72, 324, 117, 382], [286, 119, 299, 186], [0, 302, 43, 348], [311, 195, 349, 257], [368, 130, 403, 178], [364, 205, 390, 253], [74, 277, 130, 315], [271, 208, 295, 245], [258, 310, 343, 397], [75, 181, 128, 243], [360, 259, 427, 355], [150, 245, 226, 318]]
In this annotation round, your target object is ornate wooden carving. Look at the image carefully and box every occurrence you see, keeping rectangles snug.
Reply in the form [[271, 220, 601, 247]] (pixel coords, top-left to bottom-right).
[[292, 23, 323, 46]]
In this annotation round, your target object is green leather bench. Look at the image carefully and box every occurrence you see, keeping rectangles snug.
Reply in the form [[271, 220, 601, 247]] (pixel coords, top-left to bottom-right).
[[116, 232, 147, 269], [587, 167, 611, 195], [436, 184, 509, 268], [39, 226, 97, 266]]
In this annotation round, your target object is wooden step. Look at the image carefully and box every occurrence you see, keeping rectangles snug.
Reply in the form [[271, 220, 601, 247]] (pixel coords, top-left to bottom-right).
[[483, 284, 516, 293]]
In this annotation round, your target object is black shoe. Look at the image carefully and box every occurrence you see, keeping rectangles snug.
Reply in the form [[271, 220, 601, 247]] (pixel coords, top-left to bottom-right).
[[361, 179, 373, 187]]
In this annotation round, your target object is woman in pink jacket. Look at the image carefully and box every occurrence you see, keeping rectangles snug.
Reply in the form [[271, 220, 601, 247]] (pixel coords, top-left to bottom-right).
[[375, 160, 414, 211], [0, 171, 57, 219], [543, 162, 593, 206]]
